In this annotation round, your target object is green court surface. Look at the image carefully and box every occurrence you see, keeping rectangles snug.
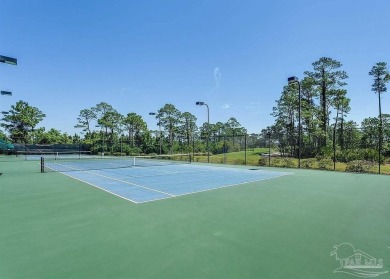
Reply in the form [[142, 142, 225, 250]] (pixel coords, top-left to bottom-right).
[[1, 156, 389, 279]]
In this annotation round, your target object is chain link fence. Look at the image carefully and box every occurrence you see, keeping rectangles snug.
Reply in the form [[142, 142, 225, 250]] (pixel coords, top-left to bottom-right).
[[259, 126, 390, 174]]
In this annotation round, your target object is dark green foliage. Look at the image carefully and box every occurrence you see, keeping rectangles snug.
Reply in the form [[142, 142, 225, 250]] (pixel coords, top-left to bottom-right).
[[1, 100, 46, 143], [258, 156, 268, 166], [281, 158, 295, 168], [265, 157, 295, 168], [346, 160, 375, 173], [317, 158, 333, 170], [301, 158, 316, 169], [233, 158, 245, 165], [334, 148, 385, 164], [304, 57, 348, 147]]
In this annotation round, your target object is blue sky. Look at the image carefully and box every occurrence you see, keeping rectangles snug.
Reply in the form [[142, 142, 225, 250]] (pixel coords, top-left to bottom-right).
[[0, 0, 389, 135]]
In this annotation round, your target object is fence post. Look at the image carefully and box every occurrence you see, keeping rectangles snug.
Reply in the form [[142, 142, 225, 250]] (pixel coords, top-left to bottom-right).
[[223, 136, 226, 164], [333, 128, 336, 171], [244, 134, 247, 165], [192, 135, 195, 162]]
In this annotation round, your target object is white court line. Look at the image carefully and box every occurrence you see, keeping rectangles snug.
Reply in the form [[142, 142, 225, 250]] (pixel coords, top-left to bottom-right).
[[57, 171, 140, 203], [116, 164, 291, 179], [84, 163, 245, 179], [46, 163, 175, 202], [82, 171, 175, 197], [47, 162, 292, 204], [136, 172, 293, 204]]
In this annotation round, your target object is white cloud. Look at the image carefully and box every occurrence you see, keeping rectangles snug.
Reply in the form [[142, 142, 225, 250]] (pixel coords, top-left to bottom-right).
[[222, 104, 230, 109], [209, 67, 222, 94]]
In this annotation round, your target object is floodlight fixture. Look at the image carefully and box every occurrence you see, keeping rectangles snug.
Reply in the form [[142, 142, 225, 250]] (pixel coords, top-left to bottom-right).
[[1, 91, 12, 96], [287, 76, 299, 83], [0, 55, 17, 65]]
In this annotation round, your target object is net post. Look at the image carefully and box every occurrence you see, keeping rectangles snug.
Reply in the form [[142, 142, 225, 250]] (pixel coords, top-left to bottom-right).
[[40, 157, 45, 173]]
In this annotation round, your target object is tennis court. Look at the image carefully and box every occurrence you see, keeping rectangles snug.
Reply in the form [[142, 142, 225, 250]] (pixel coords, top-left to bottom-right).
[[1, 155, 389, 279], [41, 155, 290, 203]]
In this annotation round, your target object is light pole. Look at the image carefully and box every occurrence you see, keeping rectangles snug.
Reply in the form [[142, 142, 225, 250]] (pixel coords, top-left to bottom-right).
[[1, 55, 16, 113], [95, 124, 104, 156], [0, 55, 17, 176], [149, 112, 162, 155], [1, 91, 12, 113], [196, 101, 210, 163], [0, 54, 17, 106], [79, 131, 85, 159], [288, 76, 301, 168]]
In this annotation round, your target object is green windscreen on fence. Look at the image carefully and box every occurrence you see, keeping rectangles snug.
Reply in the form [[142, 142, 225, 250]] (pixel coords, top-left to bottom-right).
[[41, 154, 192, 172]]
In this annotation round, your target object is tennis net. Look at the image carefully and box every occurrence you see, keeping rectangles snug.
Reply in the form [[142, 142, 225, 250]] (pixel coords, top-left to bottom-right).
[[41, 154, 192, 172], [18, 150, 93, 160]]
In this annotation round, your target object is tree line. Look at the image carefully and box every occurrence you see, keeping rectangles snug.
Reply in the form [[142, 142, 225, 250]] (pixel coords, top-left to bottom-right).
[[1, 57, 389, 162], [76, 102, 249, 155], [0, 101, 250, 155], [265, 57, 390, 162]]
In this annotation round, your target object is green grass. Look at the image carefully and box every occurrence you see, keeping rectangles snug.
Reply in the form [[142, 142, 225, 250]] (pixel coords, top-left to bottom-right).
[[193, 148, 270, 165], [193, 149, 390, 175], [1, 156, 389, 278]]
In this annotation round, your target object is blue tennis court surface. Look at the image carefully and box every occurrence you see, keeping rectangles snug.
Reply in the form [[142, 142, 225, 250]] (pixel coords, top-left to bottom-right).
[[50, 163, 291, 203]]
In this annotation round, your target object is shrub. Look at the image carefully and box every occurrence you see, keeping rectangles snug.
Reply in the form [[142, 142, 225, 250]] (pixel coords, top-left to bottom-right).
[[344, 150, 355, 162], [315, 154, 327, 161], [319, 145, 333, 158], [271, 157, 282, 167], [346, 160, 374, 173], [258, 156, 268, 166], [301, 158, 316, 169], [317, 158, 333, 170], [281, 158, 295, 168], [111, 152, 126, 156], [148, 153, 158, 156], [362, 149, 378, 162], [338, 148, 381, 163], [233, 158, 245, 165]]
